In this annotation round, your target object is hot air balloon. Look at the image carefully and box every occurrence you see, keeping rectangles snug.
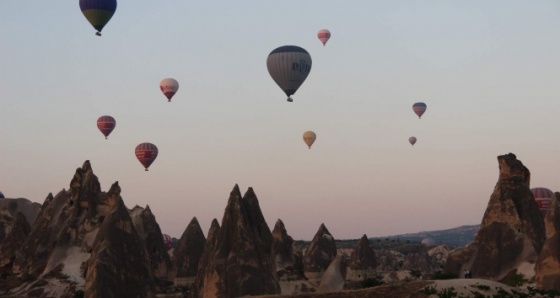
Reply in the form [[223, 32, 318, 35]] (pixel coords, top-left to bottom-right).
[[160, 78, 179, 102], [135, 143, 158, 171], [0, 191, 4, 199], [317, 29, 331, 46], [162, 234, 173, 250], [303, 131, 316, 149], [531, 187, 554, 216], [409, 136, 417, 146], [267, 45, 312, 102], [412, 102, 427, 119], [96, 115, 116, 139], [79, 0, 117, 36]]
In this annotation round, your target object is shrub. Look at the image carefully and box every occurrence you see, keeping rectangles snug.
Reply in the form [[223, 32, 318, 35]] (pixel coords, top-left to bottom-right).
[[360, 277, 383, 288], [432, 271, 458, 280]]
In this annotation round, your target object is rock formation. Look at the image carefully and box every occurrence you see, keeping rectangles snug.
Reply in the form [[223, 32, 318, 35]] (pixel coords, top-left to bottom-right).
[[129, 205, 174, 282], [445, 153, 545, 281], [347, 234, 376, 280], [317, 254, 347, 292], [0, 212, 31, 267], [84, 182, 155, 298], [534, 192, 560, 290], [172, 217, 205, 287], [192, 218, 220, 296], [0, 161, 157, 297], [303, 223, 337, 285], [193, 185, 280, 297], [0, 198, 41, 242], [272, 219, 299, 272]]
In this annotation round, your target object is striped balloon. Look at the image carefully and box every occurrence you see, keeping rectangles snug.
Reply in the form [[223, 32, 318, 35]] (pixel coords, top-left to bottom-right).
[[267, 45, 312, 102], [531, 187, 554, 215], [412, 102, 427, 119], [79, 0, 117, 36], [317, 29, 331, 46], [409, 136, 417, 146], [135, 143, 158, 171], [96, 115, 116, 139], [159, 78, 179, 102], [162, 234, 173, 250]]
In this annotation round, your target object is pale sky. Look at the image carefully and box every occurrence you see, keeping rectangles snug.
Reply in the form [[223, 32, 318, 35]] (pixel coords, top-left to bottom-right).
[[1, 1, 560, 240]]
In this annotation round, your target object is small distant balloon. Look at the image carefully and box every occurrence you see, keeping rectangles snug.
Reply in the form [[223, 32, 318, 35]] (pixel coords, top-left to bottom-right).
[[267, 45, 312, 102], [160, 78, 179, 102], [135, 143, 158, 171], [79, 0, 117, 36], [0, 191, 4, 199], [317, 29, 331, 46], [96, 115, 116, 139], [303, 131, 316, 149], [409, 136, 417, 146], [162, 234, 173, 250], [412, 102, 427, 119]]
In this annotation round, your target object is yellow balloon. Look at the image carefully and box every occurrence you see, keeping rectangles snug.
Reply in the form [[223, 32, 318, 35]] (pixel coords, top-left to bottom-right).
[[303, 131, 316, 149]]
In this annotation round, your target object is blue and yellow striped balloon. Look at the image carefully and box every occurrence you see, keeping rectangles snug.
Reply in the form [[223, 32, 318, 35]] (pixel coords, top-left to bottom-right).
[[79, 0, 117, 36]]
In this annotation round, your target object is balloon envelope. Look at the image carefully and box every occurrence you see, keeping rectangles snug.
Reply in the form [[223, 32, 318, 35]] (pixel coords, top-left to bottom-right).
[[160, 78, 179, 102], [303, 131, 316, 149], [317, 29, 331, 46], [531, 187, 554, 215], [162, 234, 173, 250], [412, 102, 427, 119], [96, 115, 116, 139], [409, 136, 417, 146], [79, 0, 117, 35], [135, 143, 158, 171], [267, 45, 312, 102]]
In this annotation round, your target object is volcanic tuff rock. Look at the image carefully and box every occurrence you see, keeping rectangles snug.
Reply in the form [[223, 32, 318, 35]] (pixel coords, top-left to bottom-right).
[[0, 161, 161, 297], [534, 192, 560, 290], [445, 153, 545, 281], [173, 217, 205, 280], [193, 185, 280, 298], [0, 212, 31, 267], [347, 234, 376, 280], [303, 223, 337, 285], [130, 205, 174, 282], [192, 218, 220, 297], [0, 198, 41, 242], [85, 182, 155, 298], [272, 219, 299, 272], [317, 254, 347, 292]]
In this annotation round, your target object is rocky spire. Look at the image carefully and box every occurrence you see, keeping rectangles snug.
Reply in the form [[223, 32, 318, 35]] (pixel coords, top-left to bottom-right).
[[346, 234, 377, 281], [272, 219, 297, 271], [129, 205, 174, 282], [173, 217, 206, 279], [0, 212, 31, 267], [445, 153, 545, 280], [535, 192, 560, 290], [193, 185, 280, 297], [303, 223, 337, 285], [192, 218, 220, 298], [84, 184, 155, 298]]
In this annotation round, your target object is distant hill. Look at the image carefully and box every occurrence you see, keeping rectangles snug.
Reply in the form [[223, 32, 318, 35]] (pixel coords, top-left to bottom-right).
[[371, 224, 480, 248]]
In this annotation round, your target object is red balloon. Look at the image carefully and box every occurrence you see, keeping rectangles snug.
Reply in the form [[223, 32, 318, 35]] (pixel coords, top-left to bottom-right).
[[135, 143, 158, 171], [531, 187, 554, 215], [97, 116, 116, 139], [162, 234, 173, 250]]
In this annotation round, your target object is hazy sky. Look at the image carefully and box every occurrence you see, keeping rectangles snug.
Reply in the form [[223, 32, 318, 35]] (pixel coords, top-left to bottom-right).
[[2, 1, 560, 240]]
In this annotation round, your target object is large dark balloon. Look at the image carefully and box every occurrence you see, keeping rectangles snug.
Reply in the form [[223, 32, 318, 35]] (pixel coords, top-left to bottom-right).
[[135, 143, 158, 171], [412, 102, 427, 119], [267, 45, 312, 102], [97, 115, 116, 139], [0, 191, 4, 199], [79, 0, 117, 36]]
